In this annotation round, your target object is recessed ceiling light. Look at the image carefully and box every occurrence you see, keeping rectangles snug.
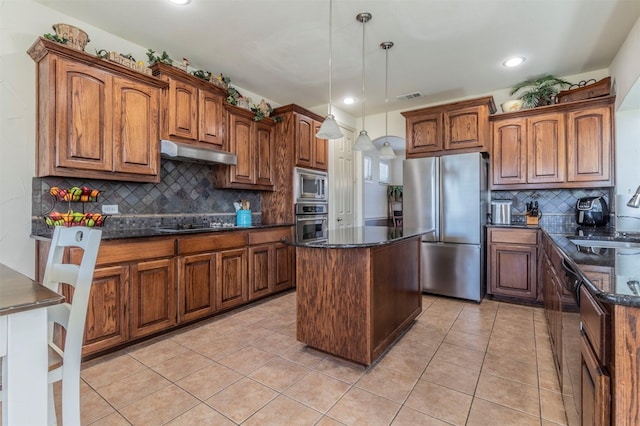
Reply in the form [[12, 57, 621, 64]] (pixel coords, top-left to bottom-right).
[[168, 0, 191, 5], [503, 57, 525, 67], [343, 97, 355, 105]]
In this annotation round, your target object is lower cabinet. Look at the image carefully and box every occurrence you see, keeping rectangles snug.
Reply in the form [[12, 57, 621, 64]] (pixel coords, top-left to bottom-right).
[[36, 226, 295, 358], [487, 228, 538, 301], [177, 253, 217, 323], [82, 265, 129, 354], [130, 258, 176, 339], [580, 285, 611, 425], [217, 248, 248, 310]]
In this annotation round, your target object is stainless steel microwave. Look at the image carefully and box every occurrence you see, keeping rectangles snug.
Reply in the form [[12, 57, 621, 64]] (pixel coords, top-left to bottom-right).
[[294, 168, 327, 203]]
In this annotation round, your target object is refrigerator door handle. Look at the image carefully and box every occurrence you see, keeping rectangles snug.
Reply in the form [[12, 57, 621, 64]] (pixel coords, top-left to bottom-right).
[[435, 159, 442, 241]]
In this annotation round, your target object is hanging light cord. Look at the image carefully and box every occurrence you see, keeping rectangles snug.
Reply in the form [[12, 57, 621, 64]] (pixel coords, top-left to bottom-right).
[[384, 43, 388, 144], [327, 0, 333, 116], [360, 15, 366, 132]]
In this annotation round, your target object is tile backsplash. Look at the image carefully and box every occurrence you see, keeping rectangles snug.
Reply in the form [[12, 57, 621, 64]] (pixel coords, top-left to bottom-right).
[[32, 159, 262, 232], [491, 188, 614, 232]]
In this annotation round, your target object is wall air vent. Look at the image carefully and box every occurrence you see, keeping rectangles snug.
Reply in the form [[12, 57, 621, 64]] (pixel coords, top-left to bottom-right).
[[396, 91, 423, 101]]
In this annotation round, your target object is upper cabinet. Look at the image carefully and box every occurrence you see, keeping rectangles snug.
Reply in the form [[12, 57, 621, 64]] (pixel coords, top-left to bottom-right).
[[151, 63, 225, 149], [212, 104, 275, 191], [490, 96, 614, 190], [28, 37, 167, 183], [402, 96, 496, 158], [278, 106, 328, 171]]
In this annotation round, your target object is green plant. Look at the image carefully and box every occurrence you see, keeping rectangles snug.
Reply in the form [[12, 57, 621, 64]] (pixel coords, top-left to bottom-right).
[[192, 69, 212, 81], [146, 49, 173, 66], [43, 33, 67, 44], [227, 86, 241, 105], [387, 185, 403, 201], [510, 75, 572, 108]]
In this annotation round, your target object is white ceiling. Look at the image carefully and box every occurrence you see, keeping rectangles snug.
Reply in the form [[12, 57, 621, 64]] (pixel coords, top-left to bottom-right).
[[36, 0, 640, 117]]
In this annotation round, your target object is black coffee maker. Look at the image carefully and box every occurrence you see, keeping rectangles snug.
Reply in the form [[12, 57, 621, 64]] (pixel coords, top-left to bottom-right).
[[575, 196, 609, 226]]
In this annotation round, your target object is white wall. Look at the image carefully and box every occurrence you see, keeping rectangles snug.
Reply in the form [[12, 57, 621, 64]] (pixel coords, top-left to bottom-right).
[[610, 16, 640, 110]]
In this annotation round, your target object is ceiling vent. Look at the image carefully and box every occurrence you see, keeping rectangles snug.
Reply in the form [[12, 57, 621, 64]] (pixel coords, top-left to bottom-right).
[[396, 91, 423, 101]]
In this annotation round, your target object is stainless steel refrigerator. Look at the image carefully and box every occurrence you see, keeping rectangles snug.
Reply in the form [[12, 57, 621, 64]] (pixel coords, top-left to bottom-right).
[[403, 152, 489, 302]]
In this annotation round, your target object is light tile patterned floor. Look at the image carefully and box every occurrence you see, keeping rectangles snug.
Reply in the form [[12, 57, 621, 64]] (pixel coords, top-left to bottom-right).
[[2, 291, 570, 425]]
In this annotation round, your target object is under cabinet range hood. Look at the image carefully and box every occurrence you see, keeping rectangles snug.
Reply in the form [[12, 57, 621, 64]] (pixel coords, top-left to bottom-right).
[[160, 140, 237, 166]]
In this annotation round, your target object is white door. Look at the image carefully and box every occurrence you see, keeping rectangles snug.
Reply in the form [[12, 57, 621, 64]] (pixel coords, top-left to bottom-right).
[[329, 126, 356, 229]]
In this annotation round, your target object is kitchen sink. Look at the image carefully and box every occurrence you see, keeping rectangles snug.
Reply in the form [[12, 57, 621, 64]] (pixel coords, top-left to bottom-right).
[[568, 238, 640, 249]]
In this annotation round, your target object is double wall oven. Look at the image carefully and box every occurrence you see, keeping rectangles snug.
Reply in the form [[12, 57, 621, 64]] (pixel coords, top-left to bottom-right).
[[294, 167, 328, 243]]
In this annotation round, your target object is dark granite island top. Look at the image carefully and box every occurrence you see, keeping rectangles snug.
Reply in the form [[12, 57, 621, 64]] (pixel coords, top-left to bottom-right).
[[293, 226, 432, 365]]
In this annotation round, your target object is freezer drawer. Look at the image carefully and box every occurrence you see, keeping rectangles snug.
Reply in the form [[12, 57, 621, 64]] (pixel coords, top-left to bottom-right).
[[421, 242, 484, 302]]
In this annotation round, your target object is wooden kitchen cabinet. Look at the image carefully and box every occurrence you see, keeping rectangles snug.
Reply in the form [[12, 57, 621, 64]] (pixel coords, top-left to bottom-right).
[[152, 62, 225, 149], [248, 227, 295, 300], [28, 37, 165, 183], [73, 264, 130, 356], [402, 96, 496, 158], [487, 228, 539, 301], [490, 96, 614, 190], [492, 113, 565, 187], [293, 111, 328, 171], [212, 104, 275, 190], [566, 106, 612, 185], [177, 253, 217, 323], [217, 248, 248, 310], [130, 258, 176, 339]]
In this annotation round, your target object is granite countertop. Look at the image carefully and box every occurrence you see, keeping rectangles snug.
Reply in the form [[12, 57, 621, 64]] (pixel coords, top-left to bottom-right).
[[545, 229, 640, 308], [31, 223, 294, 241], [287, 226, 435, 249]]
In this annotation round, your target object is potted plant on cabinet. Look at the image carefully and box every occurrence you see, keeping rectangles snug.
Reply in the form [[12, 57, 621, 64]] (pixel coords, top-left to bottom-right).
[[510, 74, 572, 108]]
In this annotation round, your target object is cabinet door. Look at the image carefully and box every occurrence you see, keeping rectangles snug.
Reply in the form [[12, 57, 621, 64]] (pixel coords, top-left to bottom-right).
[[488, 243, 538, 300], [178, 253, 217, 323], [444, 106, 487, 150], [248, 244, 272, 301], [295, 114, 314, 168], [216, 248, 247, 310], [406, 112, 443, 156], [527, 113, 566, 184], [55, 59, 113, 171], [81, 265, 129, 356], [581, 334, 611, 426], [313, 120, 329, 171], [566, 106, 612, 184], [228, 111, 254, 185], [492, 118, 527, 186], [255, 119, 275, 187], [273, 242, 295, 291], [113, 77, 160, 176], [130, 258, 176, 338], [167, 78, 198, 141], [198, 89, 224, 148]]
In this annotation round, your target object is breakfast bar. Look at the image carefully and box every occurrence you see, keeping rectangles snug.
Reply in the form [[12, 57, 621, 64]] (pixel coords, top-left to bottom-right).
[[290, 226, 433, 365]]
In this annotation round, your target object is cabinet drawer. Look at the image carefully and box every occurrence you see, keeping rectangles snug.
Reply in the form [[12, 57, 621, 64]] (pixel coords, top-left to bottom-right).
[[249, 227, 292, 245], [580, 285, 610, 365], [177, 232, 248, 255], [71, 238, 175, 266], [489, 228, 537, 245]]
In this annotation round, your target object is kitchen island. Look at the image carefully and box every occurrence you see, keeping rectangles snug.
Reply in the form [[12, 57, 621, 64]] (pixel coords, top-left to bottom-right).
[[289, 226, 434, 365]]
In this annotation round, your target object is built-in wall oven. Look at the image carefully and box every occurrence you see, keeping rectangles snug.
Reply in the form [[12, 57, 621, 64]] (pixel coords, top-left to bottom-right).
[[295, 203, 328, 243]]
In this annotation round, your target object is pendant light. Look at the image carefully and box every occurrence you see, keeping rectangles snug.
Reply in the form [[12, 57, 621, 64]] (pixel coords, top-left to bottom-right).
[[316, 0, 344, 140], [352, 12, 375, 151], [379, 41, 396, 160]]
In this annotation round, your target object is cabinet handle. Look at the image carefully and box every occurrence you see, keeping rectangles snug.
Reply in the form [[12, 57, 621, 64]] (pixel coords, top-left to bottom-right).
[[337, 218, 343, 222]]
